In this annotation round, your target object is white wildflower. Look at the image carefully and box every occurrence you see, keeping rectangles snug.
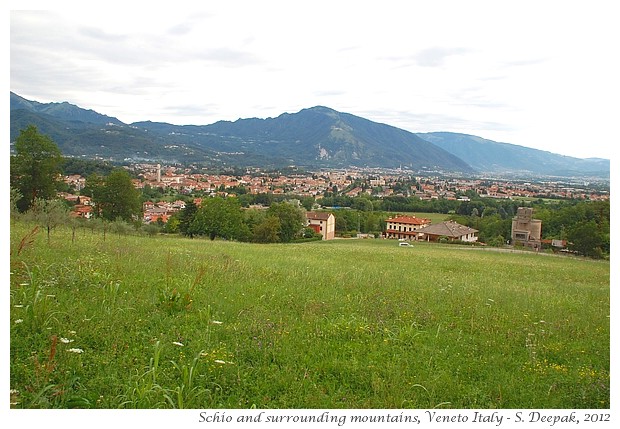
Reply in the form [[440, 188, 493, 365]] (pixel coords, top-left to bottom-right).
[[67, 348, 84, 354], [14, 319, 23, 324], [10, 389, 19, 395], [172, 341, 184, 347], [69, 330, 77, 335], [211, 320, 223, 325], [60, 338, 74, 344]]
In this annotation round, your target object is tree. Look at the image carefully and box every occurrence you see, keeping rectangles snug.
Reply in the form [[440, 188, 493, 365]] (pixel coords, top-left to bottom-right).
[[352, 197, 373, 212], [142, 223, 161, 237], [10, 125, 63, 211], [10, 187, 23, 221], [81, 173, 105, 216], [568, 220, 606, 259], [26, 198, 70, 243], [178, 200, 198, 238], [163, 213, 181, 234], [267, 202, 306, 243], [191, 197, 247, 240], [253, 216, 281, 243], [95, 169, 142, 222], [300, 196, 315, 211]]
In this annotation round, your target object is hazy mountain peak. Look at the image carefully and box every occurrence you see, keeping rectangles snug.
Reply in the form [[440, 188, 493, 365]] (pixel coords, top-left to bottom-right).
[[417, 132, 609, 177], [11, 92, 123, 125]]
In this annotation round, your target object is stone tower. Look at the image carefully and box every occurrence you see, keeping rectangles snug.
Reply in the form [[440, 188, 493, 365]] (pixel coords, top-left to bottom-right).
[[511, 207, 542, 248]]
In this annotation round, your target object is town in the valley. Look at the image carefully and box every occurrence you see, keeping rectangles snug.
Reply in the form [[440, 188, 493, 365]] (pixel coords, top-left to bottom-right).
[[59, 162, 609, 249]]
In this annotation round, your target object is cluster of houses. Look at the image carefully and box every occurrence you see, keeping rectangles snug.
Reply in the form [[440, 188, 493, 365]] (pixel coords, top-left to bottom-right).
[[142, 199, 188, 224], [58, 192, 94, 219], [60, 164, 560, 246], [122, 164, 609, 202], [128, 163, 354, 198]]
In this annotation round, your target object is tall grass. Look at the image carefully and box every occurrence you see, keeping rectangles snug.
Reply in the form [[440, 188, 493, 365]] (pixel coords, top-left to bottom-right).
[[9, 221, 609, 408]]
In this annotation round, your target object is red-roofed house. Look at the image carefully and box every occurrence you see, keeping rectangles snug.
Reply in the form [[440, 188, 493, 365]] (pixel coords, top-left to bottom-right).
[[71, 204, 93, 219], [384, 215, 432, 240], [306, 212, 335, 240]]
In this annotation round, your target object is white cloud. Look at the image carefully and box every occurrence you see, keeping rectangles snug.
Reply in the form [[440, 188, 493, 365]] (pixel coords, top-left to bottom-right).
[[412, 47, 472, 68], [7, 1, 619, 159]]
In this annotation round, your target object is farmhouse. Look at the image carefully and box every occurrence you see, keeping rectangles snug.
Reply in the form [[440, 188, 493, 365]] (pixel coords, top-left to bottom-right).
[[511, 207, 542, 248], [71, 204, 93, 219], [306, 212, 336, 240], [384, 215, 431, 240], [143, 206, 171, 224], [417, 220, 478, 242]]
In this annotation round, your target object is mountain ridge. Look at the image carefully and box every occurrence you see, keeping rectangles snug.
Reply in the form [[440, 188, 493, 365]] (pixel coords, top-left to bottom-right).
[[416, 131, 610, 177], [10, 92, 609, 178]]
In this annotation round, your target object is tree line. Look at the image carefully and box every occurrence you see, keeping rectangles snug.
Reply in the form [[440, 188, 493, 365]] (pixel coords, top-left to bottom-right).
[[168, 198, 317, 243]]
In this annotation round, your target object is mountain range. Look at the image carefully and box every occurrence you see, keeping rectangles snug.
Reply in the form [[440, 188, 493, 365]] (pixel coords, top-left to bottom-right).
[[10, 92, 609, 178]]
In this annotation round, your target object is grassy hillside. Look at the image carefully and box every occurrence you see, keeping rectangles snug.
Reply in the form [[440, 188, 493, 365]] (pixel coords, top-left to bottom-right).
[[9, 221, 609, 409]]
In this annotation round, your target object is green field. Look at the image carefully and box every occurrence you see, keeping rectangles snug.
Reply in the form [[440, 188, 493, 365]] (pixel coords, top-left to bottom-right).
[[9, 221, 610, 409], [394, 212, 451, 224]]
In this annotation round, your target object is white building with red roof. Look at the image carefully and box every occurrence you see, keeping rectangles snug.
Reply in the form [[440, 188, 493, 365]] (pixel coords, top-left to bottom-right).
[[384, 215, 432, 241], [306, 212, 336, 240]]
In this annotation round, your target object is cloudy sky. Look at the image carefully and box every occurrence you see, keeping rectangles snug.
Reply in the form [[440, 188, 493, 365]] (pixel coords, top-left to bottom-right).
[[7, 1, 618, 159]]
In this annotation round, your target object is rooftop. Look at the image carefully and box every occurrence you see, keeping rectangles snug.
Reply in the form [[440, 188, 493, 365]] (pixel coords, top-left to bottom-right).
[[418, 221, 478, 237], [387, 215, 431, 225]]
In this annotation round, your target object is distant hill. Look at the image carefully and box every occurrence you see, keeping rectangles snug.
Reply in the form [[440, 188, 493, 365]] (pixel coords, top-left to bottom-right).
[[131, 106, 474, 171], [417, 132, 610, 178], [10, 92, 609, 177], [10, 93, 221, 163], [10, 92, 123, 125], [10, 92, 472, 171]]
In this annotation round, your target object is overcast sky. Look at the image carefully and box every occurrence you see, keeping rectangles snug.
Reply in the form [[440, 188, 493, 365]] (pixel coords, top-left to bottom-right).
[[7, 1, 619, 159]]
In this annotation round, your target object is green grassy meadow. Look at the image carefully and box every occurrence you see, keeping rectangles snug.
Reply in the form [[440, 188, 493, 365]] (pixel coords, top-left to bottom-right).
[[392, 211, 450, 224], [9, 221, 610, 409]]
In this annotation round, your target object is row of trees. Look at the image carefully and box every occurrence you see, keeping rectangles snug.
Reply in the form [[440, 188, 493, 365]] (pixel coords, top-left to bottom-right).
[[449, 200, 610, 258], [318, 193, 528, 217], [170, 197, 316, 243], [10, 189, 153, 243], [535, 200, 610, 258]]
